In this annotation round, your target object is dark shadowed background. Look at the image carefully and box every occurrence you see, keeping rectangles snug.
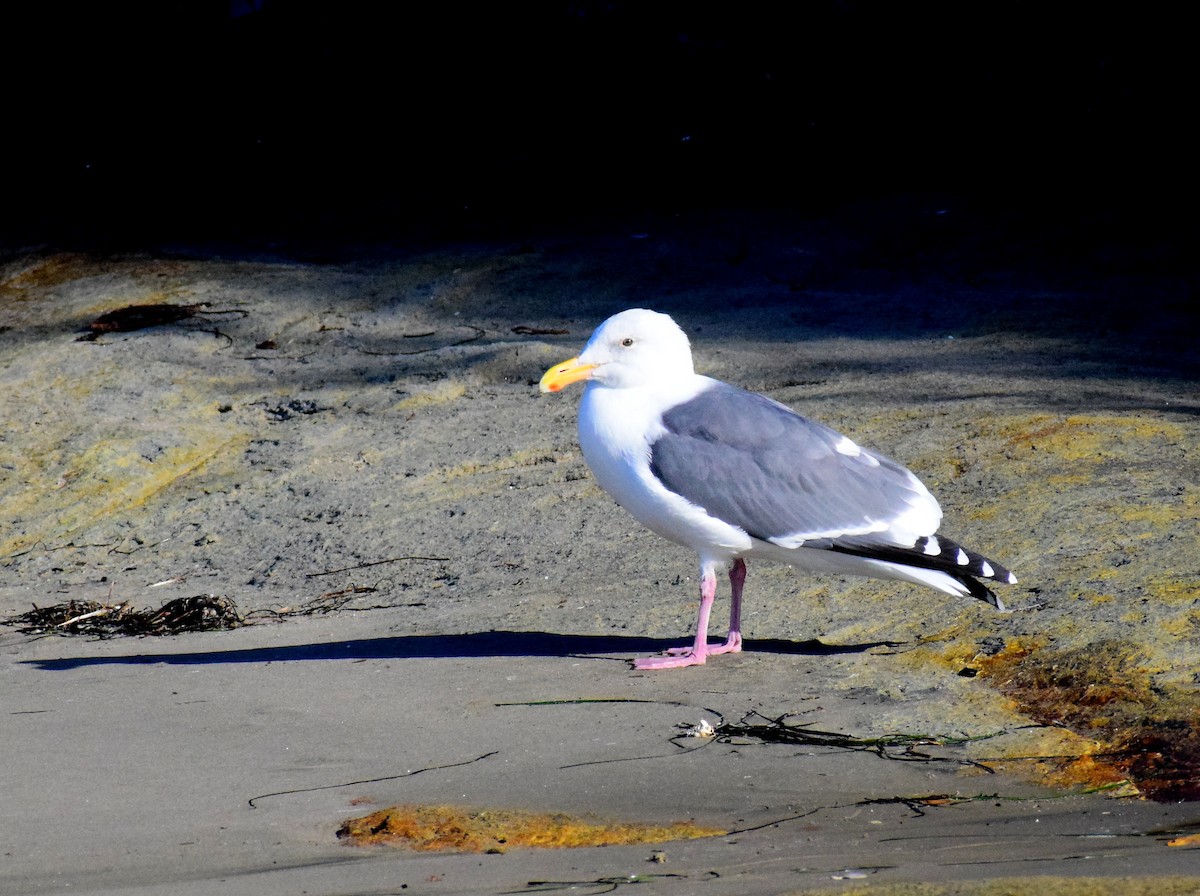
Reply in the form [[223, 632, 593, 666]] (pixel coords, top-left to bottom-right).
[[4, 2, 1195, 253]]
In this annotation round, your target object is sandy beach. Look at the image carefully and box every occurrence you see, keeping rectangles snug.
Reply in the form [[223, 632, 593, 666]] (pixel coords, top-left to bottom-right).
[[2, 202, 1198, 893]]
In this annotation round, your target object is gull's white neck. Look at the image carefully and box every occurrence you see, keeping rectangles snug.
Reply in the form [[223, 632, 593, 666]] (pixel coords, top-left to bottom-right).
[[578, 374, 714, 468]]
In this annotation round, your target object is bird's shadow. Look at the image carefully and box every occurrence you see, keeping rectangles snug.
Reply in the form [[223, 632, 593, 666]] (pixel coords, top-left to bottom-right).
[[20, 630, 894, 671]]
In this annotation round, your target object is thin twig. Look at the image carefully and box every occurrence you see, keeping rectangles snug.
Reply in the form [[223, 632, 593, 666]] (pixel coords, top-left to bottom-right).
[[55, 603, 125, 627], [356, 326, 486, 356], [306, 556, 450, 578], [247, 750, 500, 808]]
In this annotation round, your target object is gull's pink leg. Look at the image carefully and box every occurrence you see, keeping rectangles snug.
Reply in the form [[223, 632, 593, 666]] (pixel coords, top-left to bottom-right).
[[634, 564, 717, 670], [710, 558, 745, 655], [670, 559, 744, 657]]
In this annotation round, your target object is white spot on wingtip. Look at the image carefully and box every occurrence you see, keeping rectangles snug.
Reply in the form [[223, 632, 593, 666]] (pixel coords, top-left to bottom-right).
[[834, 436, 861, 457], [1007, 572, 1019, 584], [922, 537, 941, 556], [980, 560, 994, 578], [956, 548, 970, 565]]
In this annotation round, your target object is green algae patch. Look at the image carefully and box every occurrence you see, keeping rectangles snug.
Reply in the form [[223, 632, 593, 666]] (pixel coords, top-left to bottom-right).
[[337, 804, 725, 852]]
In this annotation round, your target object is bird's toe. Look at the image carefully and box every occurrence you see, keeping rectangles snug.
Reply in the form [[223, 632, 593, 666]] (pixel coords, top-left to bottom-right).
[[634, 651, 707, 670]]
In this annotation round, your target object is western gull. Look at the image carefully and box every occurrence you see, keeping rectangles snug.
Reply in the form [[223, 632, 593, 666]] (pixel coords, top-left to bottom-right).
[[539, 309, 1018, 670]]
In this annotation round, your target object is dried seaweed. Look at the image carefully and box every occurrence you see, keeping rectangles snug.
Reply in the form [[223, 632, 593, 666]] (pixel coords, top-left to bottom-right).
[[77, 303, 247, 342], [516, 873, 703, 894], [980, 639, 1200, 801], [0, 582, 445, 639], [714, 711, 998, 773], [85, 303, 205, 335], [2, 595, 244, 637], [856, 793, 995, 817], [512, 325, 569, 336], [355, 325, 485, 355], [259, 585, 429, 617]]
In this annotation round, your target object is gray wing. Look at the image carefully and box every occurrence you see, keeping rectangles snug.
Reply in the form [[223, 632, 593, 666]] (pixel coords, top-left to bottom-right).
[[649, 383, 936, 547]]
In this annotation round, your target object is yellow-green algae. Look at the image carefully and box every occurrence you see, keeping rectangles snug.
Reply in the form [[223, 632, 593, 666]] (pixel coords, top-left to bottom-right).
[[1, 435, 246, 559], [1, 266, 253, 559], [392, 380, 467, 411], [998, 413, 1187, 462]]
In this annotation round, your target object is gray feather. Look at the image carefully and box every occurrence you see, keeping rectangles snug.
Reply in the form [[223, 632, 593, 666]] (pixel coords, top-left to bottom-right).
[[648, 384, 925, 544]]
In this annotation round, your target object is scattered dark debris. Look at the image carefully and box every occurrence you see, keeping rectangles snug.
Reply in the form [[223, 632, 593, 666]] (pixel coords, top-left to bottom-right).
[[710, 711, 997, 773], [298, 586, 381, 614], [265, 398, 326, 420], [77, 303, 248, 342], [255, 339, 277, 350], [356, 325, 485, 356], [512, 325, 569, 336], [305, 556, 451, 578], [976, 635, 1007, 655], [856, 793, 992, 818], [263, 586, 425, 617], [3, 595, 244, 637], [522, 873, 703, 892]]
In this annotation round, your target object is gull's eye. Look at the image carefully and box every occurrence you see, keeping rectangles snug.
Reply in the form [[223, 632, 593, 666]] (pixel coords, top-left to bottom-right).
[[620, 337, 634, 347]]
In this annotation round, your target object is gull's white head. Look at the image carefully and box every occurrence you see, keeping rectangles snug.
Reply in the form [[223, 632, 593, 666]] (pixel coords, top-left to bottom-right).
[[540, 309, 694, 393]]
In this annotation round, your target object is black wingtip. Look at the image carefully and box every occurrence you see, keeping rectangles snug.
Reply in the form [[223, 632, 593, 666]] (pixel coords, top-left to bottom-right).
[[912, 535, 1017, 585], [956, 573, 1007, 611], [826, 534, 1016, 610]]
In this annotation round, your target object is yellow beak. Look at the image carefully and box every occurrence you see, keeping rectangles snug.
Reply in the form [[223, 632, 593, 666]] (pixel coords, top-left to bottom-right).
[[539, 356, 598, 393]]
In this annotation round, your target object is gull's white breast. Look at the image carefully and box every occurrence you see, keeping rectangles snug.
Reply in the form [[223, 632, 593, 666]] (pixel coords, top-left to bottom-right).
[[578, 377, 753, 562]]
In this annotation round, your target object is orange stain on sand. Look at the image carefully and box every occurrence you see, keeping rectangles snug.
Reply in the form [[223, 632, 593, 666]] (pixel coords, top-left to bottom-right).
[[337, 804, 725, 853]]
